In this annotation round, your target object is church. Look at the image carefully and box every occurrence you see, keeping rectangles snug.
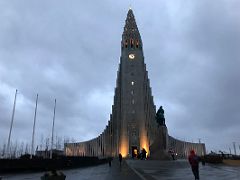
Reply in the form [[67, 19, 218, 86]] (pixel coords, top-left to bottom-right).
[[65, 9, 206, 159]]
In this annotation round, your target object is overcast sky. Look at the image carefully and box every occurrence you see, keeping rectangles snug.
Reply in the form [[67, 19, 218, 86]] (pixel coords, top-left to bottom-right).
[[0, 0, 239, 154]]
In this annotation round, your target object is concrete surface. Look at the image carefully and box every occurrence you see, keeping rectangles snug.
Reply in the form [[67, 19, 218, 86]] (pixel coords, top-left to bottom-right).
[[1, 159, 239, 180]]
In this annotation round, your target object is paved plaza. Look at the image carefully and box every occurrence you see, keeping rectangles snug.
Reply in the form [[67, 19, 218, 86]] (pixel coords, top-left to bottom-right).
[[127, 159, 240, 180], [0, 159, 239, 180]]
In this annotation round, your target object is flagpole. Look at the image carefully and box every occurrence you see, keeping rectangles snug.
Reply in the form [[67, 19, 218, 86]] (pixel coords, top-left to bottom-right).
[[50, 99, 56, 159], [31, 94, 38, 159], [6, 89, 17, 158]]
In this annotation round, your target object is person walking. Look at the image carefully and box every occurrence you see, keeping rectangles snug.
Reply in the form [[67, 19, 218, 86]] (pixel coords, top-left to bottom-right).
[[108, 157, 112, 167], [118, 153, 122, 166], [141, 148, 147, 160], [171, 151, 175, 160], [188, 150, 200, 180]]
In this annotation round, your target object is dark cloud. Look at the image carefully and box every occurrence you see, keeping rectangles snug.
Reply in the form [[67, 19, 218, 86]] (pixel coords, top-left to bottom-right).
[[0, 0, 239, 154]]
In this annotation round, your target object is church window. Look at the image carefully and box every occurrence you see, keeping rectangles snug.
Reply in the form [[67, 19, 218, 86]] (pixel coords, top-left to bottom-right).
[[136, 40, 139, 48], [130, 39, 134, 48], [131, 90, 134, 95], [132, 99, 135, 104], [131, 81, 135, 85], [125, 40, 128, 48]]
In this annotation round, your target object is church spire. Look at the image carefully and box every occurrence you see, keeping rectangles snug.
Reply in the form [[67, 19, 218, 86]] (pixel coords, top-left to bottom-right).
[[122, 9, 142, 49]]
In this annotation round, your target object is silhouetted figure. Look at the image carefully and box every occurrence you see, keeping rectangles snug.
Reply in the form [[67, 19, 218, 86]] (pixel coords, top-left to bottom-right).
[[137, 153, 141, 159], [108, 158, 112, 167], [201, 156, 205, 166], [168, 149, 175, 160], [188, 150, 200, 180], [118, 153, 122, 166], [171, 152, 175, 160], [220, 151, 225, 159], [141, 148, 147, 160], [42, 169, 66, 180], [156, 106, 166, 127], [51, 169, 57, 176]]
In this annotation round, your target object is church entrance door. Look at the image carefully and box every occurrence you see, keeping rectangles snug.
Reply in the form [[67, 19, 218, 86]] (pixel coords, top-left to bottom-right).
[[131, 146, 138, 158]]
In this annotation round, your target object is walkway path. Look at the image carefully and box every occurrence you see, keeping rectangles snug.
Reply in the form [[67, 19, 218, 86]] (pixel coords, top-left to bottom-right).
[[0, 159, 140, 180], [1, 159, 239, 179], [105, 159, 140, 180], [126, 159, 240, 180]]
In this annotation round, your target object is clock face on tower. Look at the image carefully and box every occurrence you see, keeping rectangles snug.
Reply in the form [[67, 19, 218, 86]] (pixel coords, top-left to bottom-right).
[[128, 54, 135, 60]]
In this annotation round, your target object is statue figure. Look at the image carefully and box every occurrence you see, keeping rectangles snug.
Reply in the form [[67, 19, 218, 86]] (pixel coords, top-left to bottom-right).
[[156, 106, 166, 127]]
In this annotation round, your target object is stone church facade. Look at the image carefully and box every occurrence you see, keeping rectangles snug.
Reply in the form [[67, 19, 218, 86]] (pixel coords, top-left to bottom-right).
[[65, 9, 206, 159]]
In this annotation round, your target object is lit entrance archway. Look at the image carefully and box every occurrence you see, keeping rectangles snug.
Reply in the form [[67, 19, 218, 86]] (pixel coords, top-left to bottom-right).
[[131, 146, 138, 158]]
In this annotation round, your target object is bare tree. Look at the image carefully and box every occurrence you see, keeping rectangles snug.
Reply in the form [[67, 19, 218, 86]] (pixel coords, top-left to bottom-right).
[[1, 143, 6, 158], [55, 135, 58, 150], [71, 138, 76, 143], [45, 137, 49, 151], [40, 134, 44, 151], [12, 141, 18, 158], [64, 136, 70, 144], [25, 143, 29, 154], [58, 136, 63, 150], [56, 136, 63, 150], [19, 142, 24, 156]]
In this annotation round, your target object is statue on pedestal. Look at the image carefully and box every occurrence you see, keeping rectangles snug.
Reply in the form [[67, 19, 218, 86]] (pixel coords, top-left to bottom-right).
[[156, 106, 166, 127], [149, 105, 170, 160]]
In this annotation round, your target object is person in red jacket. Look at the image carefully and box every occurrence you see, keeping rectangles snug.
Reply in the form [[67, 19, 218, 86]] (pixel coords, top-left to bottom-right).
[[188, 150, 200, 180]]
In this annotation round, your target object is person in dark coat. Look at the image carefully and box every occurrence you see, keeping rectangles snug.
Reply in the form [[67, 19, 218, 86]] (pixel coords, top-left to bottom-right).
[[171, 151, 175, 160], [141, 148, 147, 160], [118, 153, 122, 166], [188, 150, 200, 180], [108, 157, 112, 167]]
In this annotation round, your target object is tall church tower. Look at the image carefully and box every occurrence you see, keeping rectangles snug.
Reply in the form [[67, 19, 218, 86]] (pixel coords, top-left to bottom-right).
[[112, 9, 157, 157], [65, 9, 206, 159]]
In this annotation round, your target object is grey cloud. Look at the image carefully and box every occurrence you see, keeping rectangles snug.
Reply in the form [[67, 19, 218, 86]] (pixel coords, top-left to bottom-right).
[[0, 0, 239, 153]]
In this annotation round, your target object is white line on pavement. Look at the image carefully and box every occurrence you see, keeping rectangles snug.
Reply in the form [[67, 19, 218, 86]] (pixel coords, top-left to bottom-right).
[[126, 162, 147, 180]]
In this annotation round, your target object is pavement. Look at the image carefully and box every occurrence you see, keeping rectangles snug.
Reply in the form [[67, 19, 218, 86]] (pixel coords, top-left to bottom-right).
[[0, 159, 140, 180], [0, 159, 239, 180], [126, 159, 240, 180], [105, 159, 141, 180]]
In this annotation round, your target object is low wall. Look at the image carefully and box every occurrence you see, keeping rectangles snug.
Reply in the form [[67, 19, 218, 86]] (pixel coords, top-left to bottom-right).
[[0, 156, 108, 173], [168, 136, 206, 158]]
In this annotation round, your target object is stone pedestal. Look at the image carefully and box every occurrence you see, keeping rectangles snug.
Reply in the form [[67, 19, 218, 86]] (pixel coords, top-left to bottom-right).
[[149, 126, 171, 160]]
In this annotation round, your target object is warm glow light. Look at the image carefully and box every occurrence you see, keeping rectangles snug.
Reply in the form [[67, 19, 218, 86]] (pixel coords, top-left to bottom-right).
[[134, 149, 138, 155], [120, 138, 128, 158], [140, 135, 149, 157]]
